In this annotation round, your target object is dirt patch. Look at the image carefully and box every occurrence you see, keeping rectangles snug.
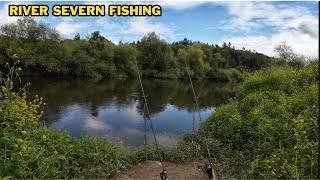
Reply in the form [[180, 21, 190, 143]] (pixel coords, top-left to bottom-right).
[[117, 160, 209, 179]]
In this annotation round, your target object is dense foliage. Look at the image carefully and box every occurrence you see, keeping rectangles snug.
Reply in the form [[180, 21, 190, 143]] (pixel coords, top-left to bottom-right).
[[0, 17, 271, 80], [202, 61, 318, 178], [0, 58, 126, 178], [0, 17, 318, 179]]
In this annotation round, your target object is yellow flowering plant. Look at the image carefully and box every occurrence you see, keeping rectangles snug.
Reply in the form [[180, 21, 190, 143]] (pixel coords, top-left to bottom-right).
[[0, 55, 45, 175], [0, 55, 44, 132], [0, 55, 127, 179]]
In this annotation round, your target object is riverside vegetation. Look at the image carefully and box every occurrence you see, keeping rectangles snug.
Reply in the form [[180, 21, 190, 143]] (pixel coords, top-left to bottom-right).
[[0, 17, 271, 81], [0, 17, 318, 179]]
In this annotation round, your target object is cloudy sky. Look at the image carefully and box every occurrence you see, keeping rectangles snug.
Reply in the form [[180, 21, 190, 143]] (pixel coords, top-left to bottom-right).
[[0, 1, 318, 57]]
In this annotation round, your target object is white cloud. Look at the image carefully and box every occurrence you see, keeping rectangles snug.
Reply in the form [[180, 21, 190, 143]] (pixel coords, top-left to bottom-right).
[[220, 29, 318, 58], [220, 2, 315, 32], [55, 21, 87, 36], [0, 2, 20, 26], [216, 2, 319, 58], [123, 17, 174, 37], [158, 1, 208, 10], [96, 17, 122, 32], [96, 17, 176, 42]]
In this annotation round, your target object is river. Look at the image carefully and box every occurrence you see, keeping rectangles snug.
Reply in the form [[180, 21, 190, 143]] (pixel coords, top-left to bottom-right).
[[24, 77, 235, 148]]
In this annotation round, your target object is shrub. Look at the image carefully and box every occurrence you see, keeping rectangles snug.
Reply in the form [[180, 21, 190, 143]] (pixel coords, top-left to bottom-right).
[[203, 63, 318, 178]]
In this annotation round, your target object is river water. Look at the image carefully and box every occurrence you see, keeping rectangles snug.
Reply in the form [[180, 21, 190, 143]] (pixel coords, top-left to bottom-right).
[[25, 78, 235, 148]]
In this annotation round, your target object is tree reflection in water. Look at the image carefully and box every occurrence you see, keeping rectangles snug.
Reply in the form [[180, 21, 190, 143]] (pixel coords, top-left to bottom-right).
[[22, 77, 235, 148]]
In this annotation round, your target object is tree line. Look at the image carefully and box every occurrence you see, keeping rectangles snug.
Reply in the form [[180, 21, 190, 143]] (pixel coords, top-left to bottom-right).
[[0, 17, 272, 81]]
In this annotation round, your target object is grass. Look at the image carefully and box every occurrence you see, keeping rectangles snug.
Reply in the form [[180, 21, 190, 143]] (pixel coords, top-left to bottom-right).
[[1, 56, 318, 179], [0, 59, 127, 178], [202, 62, 318, 178]]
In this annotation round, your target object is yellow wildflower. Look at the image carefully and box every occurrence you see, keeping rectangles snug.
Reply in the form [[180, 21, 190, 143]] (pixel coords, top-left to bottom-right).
[[17, 138, 23, 144], [0, 108, 2, 112], [21, 130, 27, 135], [20, 117, 26, 125], [21, 102, 27, 109], [42, 135, 47, 140]]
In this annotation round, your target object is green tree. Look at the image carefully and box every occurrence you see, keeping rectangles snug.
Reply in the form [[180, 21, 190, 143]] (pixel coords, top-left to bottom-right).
[[73, 33, 80, 40], [114, 44, 138, 77], [274, 42, 305, 69], [185, 44, 209, 78], [137, 32, 176, 74], [212, 52, 224, 68]]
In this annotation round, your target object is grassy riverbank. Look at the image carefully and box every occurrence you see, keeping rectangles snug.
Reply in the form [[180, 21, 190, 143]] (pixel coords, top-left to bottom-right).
[[1, 54, 317, 178], [127, 60, 319, 179], [0, 60, 125, 178], [202, 61, 318, 178]]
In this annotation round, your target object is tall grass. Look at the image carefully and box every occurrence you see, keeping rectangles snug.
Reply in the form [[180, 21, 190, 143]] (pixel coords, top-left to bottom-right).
[[203, 62, 318, 178]]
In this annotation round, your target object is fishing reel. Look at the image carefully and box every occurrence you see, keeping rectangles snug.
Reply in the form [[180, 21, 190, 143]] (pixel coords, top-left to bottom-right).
[[204, 162, 214, 180], [160, 169, 168, 180]]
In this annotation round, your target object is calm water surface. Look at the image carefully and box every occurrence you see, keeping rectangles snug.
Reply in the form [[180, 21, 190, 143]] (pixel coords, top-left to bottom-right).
[[25, 78, 235, 148]]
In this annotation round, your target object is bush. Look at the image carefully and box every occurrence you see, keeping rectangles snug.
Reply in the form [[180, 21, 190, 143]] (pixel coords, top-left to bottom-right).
[[203, 62, 318, 178], [207, 68, 244, 82]]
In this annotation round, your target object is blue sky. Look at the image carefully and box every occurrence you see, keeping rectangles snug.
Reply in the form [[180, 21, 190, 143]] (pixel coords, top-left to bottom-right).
[[0, 1, 319, 57]]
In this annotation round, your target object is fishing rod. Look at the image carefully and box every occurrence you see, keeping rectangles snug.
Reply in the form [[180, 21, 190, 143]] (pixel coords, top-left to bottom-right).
[[143, 101, 147, 161], [182, 58, 217, 180], [134, 58, 168, 180]]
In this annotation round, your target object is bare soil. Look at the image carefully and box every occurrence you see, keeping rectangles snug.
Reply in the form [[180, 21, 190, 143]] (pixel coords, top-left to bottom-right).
[[117, 160, 209, 179]]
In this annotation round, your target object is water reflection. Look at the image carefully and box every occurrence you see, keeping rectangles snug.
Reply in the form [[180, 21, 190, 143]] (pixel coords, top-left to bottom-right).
[[24, 78, 235, 148]]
